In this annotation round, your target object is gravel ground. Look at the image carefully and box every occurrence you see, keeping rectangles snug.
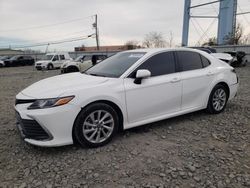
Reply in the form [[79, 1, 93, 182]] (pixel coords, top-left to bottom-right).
[[0, 66, 249, 188]]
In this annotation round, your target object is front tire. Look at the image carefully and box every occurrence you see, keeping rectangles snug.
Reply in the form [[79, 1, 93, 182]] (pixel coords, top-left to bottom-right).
[[66, 66, 79, 73], [47, 64, 53, 70], [73, 103, 119, 148], [207, 84, 228, 114]]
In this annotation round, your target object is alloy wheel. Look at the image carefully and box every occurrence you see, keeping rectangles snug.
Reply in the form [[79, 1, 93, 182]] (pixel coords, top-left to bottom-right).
[[212, 88, 226, 111], [82, 110, 114, 144]]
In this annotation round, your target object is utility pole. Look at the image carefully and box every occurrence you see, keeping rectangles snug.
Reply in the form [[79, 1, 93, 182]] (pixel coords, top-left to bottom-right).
[[93, 14, 100, 50], [45, 43, 50, 53]]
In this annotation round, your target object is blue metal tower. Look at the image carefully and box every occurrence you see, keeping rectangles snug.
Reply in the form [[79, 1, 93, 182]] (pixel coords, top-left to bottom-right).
[[217, 0, 237, 45], [181, 0, 238, 46]]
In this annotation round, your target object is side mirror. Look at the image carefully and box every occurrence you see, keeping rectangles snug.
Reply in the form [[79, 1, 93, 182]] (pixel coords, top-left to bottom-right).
[[134, 69, 151, 84]]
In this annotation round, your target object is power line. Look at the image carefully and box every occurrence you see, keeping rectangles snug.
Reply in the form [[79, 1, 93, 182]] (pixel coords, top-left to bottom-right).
[[191, 17, 210, 40], [0, 15, 94, 33], [0, 28, 93, 45], [0, 34, 95, 49], [237, 5, 250, 26]]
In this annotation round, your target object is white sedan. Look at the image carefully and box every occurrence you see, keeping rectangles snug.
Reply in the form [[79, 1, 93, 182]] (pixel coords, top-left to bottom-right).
[[15, 48, 238, 147]]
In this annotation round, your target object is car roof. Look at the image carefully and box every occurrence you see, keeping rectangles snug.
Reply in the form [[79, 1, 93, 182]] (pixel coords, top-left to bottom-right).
[[124, 47, 204, 55]]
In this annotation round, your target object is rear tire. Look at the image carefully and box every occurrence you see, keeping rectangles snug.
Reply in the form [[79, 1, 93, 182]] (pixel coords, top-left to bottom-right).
[[207, 84, 228, 114], [73, 103, 119, 148]]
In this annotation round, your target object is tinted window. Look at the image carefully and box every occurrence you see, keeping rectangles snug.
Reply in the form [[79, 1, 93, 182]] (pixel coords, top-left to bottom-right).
[[134, 52, 176, 77], [53, 55, 59, 61], [23, 56, 32, 60], [200, 55, 210, 67], [177, 51, 203, 71], [86, 52, 145, 77], [59, 55, 65, 60], [97, 55, 107, 61]]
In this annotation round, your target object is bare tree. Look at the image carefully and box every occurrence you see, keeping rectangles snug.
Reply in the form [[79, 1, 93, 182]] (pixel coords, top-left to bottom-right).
[[240, 33, 250, 45], [202, 37, 217, 46], [168, 31, 174, 47], [143, 32, 167, 48], [224, 23, 243, 45], [124, 40, 140, 50]]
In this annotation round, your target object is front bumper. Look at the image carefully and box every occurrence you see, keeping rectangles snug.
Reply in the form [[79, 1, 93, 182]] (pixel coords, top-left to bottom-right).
[[16, 111, 52, 140], [35, 65, 47, 70], [15, 97, 81, 147]]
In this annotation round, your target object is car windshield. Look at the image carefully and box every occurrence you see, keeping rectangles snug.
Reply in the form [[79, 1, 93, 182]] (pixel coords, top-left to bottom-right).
[[44, 55, 54, 60], [85, 52, 146, 78], [75, 56, 84, 62], [10, 56, 19, 60], [0, 56, 7, 60]]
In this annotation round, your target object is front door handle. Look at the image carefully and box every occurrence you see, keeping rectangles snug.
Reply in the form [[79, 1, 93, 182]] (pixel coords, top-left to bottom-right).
[[170, 77, 181, 83]]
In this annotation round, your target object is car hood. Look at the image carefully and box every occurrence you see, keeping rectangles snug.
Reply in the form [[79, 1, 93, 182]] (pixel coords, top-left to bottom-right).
[[20, 73, 109, 99], [61, 60, 77, 68]]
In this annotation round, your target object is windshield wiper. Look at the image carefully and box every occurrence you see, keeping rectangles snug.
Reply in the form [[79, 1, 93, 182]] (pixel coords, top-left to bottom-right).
[[88, 73, 106, 77]]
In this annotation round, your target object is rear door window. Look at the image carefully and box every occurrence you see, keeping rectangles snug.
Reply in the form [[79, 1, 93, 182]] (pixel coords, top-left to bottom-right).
[[59, 55, 65, 60], [200, 55, 210, 67], [177, 51, 203, 71]]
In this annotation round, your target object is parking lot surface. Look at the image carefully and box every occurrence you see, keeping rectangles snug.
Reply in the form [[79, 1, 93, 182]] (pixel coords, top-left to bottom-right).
[[0, 66, 249, 188]]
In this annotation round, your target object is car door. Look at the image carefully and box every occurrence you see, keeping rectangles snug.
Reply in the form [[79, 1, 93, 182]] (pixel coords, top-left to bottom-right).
[[124, 51, 182, 123], [18, 56, 24, 66], [23, 56, 29, 65], [59, 55, 66, 67], [176, 51, 214, 110], [52, 55, 60, 68], [79, 56, 93, 71]]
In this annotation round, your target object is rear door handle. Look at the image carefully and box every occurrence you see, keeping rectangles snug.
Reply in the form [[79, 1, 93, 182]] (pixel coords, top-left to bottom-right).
[[206, 71, 214, 76], [170, 77, 181, 83]]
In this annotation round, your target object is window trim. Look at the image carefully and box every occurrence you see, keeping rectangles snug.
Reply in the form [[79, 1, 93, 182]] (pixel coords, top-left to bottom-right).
[[127, 51, 178, 78], [199, 54, 211, 68]]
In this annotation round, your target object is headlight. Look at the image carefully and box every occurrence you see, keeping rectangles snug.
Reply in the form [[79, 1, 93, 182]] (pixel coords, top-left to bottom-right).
[[27, 96, 74, 110]]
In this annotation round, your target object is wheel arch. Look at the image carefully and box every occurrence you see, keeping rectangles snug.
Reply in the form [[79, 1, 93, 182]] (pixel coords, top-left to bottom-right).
[[72, 99, 124, 144], [66, 65, 80, 72], [205, 81, 230, 107], [216, 82, 230, 97], [47, 63, 54, 68]]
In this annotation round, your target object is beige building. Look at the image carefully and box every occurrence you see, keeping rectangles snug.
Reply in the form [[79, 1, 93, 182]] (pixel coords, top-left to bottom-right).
[[75, 45, 139, 52], [0, 48, 24, 56]]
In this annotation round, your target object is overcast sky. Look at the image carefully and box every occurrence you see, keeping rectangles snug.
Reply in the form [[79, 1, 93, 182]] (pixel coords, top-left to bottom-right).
[[0, 0, 250, 52]]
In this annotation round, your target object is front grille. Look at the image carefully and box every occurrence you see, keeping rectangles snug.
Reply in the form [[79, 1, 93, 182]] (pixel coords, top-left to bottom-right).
[[16, 113, 51, 140], [15, 99, 36, 105], [35, 66, 42, 70]]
